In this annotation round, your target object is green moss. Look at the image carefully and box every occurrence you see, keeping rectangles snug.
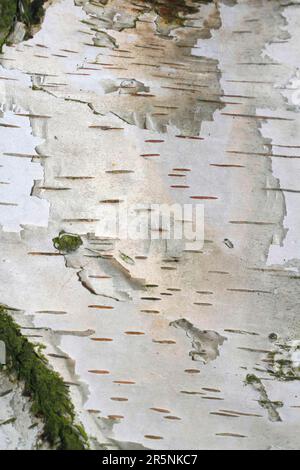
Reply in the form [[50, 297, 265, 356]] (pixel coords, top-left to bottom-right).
[[53, 231, 83, 254], [259, 400, 283, 408], [0, 306, 88, 450], [245, 374, 261, 385], [0, 0, 47, 51]]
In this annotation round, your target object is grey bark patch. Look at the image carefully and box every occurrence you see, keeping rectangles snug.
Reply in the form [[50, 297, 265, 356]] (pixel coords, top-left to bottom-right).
[[6, 21, 26, 44], [170, 318, 227, 363]]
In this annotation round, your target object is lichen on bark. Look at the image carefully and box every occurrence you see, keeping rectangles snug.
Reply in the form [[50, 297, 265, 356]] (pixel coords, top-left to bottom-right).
[[138, 0, 215, 28], [0, 306, 88, 450]]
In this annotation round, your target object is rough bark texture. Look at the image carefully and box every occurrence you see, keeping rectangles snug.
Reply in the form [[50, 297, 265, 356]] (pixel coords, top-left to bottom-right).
[[0, 0, 299, 450]]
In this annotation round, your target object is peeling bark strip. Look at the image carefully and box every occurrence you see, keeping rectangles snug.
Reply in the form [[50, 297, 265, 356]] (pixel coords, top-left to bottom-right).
[[0, 307, 88, 449]]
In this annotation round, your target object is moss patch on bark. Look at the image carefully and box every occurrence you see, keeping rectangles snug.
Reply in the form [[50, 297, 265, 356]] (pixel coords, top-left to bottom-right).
[[0, 0, 47, 50]]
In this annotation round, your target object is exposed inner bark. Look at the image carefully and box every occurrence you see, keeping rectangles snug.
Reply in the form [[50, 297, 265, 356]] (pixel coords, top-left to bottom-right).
[[142, 0, 211, 22]]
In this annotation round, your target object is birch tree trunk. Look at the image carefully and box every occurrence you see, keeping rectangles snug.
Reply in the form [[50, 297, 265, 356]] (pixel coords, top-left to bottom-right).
[[0, 0, 299, 450]]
